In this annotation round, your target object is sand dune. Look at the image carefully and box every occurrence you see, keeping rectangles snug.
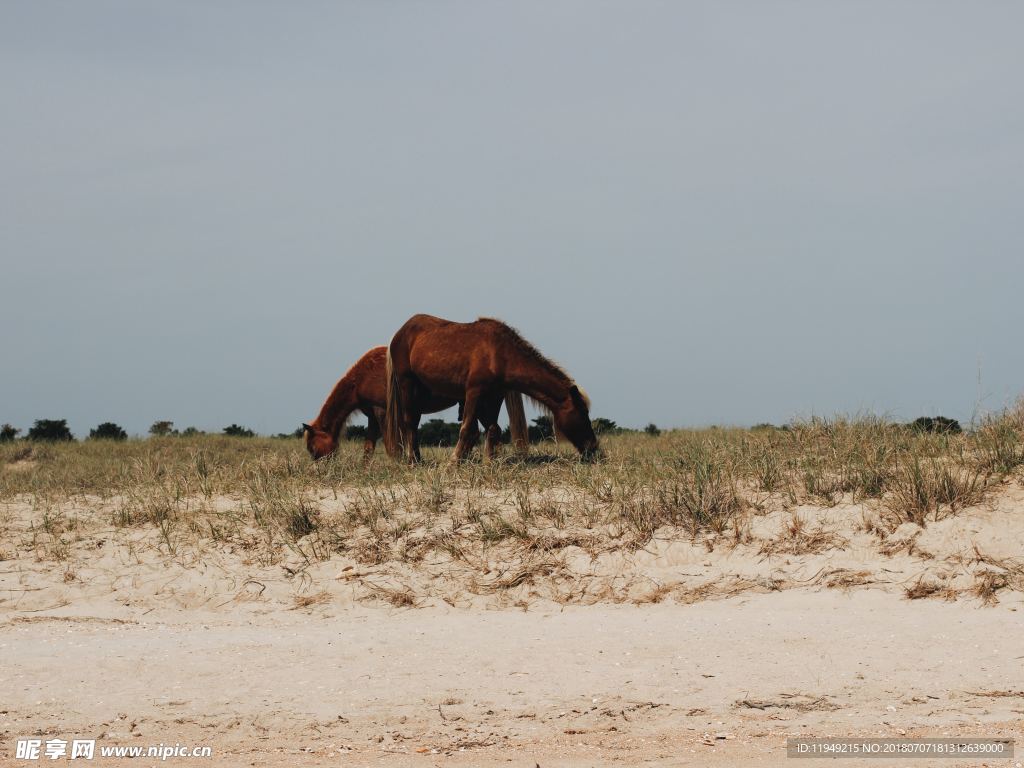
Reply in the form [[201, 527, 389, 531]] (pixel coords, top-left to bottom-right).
[[2, 482, 1023, 766]]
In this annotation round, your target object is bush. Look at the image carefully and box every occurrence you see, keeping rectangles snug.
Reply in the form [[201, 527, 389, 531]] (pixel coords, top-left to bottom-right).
[[419, 419, 461, 447], [591, 417, 620, 436], [89, 422, 127, 441], [223, 424, 256, 438], [910, 416, 961, 434], [644, 423, 661, 436], [180, 427, 204, 436], [149, 420, 175, 436], [344, 424, 369, 441], [0, 424, 20, 442], [529, 415, 554, 443], [27, 419, 74, 442]]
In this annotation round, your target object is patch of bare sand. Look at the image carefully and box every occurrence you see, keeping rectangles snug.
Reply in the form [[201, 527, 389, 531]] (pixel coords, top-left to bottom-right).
[[1, 592, 1021, 767]]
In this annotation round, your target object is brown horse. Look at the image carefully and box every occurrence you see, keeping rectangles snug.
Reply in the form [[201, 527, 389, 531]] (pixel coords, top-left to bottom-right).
[[304, 346, 527, 460], [384, 315, 599, 463]]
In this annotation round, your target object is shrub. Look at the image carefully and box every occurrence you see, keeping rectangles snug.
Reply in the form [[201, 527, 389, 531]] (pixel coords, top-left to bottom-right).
[[149, 420, 175, 436], [223, 424, 256, 438], [591, 417, 619, 436], [910, 416, 961, 434], [27, 419, 74, 441], [0, 424, 20, 442], [419, 419, 460, 447], [89, 422, 127, 441], [644, 423, 661, 436], [180, 427, 204, 436], [344, 424, 369, 441], [529, 415, 554, 443]]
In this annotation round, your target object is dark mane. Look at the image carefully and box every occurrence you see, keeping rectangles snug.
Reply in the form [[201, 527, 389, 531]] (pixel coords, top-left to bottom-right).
[[476, 317, 573, 384], [475, 317, 591, 413], [314, 346, 383, 434]]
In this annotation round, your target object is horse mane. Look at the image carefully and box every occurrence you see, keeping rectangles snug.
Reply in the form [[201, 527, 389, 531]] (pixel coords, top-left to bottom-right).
[[476, 317, 591, 412], [314, 346, 382, 437]]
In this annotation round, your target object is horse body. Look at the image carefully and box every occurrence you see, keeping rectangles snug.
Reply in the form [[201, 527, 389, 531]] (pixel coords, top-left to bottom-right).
[[305, 345, 527, 461], [303, 346, 453, 459], [385, 315, 598, 463]]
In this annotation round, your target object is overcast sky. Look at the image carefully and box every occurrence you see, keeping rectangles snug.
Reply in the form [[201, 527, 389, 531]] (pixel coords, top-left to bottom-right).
[[2, 2, 1022, 436]]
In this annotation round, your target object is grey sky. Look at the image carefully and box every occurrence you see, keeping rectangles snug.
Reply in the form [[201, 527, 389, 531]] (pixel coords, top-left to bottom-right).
[[2, 2, 1022, 436]]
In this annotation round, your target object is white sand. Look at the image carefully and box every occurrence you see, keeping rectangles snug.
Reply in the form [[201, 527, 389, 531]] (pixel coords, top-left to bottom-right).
[[2, 591, 1022, 767], [2, 484, 1023, 766]]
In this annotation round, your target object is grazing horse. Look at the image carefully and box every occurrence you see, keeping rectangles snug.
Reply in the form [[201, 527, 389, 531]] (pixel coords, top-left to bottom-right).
[[303, 346, 527, 460], [384, 315, 599, 463]]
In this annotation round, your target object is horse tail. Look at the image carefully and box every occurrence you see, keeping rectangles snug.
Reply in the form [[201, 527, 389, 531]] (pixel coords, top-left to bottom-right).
[[383, 345, 403, 459], [505, 391, 528, 453]]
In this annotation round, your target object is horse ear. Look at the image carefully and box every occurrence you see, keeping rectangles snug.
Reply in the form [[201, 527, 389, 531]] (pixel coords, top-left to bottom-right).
[[302, 423, 313, 433]]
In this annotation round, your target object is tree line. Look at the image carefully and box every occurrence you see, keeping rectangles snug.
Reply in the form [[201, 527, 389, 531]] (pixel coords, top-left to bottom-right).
[[0, 420, 270, 442], [0, 416, 663, 443], [0, 415, 963, 444]]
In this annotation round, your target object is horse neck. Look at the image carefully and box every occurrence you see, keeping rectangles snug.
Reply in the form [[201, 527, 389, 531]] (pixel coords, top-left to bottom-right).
[[507, 356, 573, 412], [316, 377, 358, 438]]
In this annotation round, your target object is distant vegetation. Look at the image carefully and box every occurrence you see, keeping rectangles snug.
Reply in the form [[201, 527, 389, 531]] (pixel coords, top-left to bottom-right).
[[344, 425, 368, 441], [591, 418, 620, 436], [528, 416, 554, 442], [910, 416, 962, 434], [88, 422, 127, 441], [751, 423, 786, 432], [417, 419, 461, 447], [0, 413, 972, 444], [27, 419, 74, 442]]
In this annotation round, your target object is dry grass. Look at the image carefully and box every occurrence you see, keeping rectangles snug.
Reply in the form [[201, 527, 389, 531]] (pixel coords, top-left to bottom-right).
[[735, 693, 839, 712], [291, 590, 331, 609], [2, 408, 1023, 607], [904, 575, 959, 601], [821, 569, 875, 590], [365, 582, 420, 608], [757, 512, 848, 557]]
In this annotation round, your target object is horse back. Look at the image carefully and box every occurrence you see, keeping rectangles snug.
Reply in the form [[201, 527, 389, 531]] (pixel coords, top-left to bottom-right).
[[350, 346, 388, 407], [391, 315, 508, 396]]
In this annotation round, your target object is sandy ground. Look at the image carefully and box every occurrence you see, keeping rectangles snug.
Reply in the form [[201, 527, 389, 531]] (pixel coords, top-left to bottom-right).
[[1, 592, 1022, 767], [2, 485, 1023, 766]]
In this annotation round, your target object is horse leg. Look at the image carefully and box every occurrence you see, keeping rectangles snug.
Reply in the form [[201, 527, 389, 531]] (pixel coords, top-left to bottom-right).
[[477, 396, 504, 462], [402, 410, 422, 464], [395, 377, 422, 464], [452, 389, 483, 463], [363, 409, 383, 462], [411, 411, 423, 463], [483, 424, 502, 460]]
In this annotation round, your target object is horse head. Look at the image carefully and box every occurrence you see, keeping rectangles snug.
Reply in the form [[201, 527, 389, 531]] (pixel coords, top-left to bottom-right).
[[303, 422, 337, 460], [553, 385, 601, 461]]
